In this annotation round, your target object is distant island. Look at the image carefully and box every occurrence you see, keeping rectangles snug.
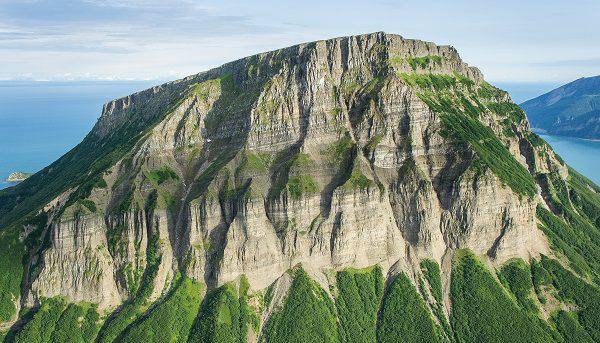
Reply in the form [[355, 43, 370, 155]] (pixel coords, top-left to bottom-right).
[[520, 75, 600, 140], [6, 172, 33, 182]]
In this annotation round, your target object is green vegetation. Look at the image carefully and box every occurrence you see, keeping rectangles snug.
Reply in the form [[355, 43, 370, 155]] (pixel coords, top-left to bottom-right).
[[569, 168, 600, 229], [541, 256, 600, 341], [439, 103, 536, 198], [420, 259, 443, 303], [13, 297, 100, 343], [287, 175, 319, 199], [119, 278, 203, 343], [188, 279, 256, 343], [97, 233, 162, 343], [78, 199, 97, 213], [418, 260, 453, 341], [325, 134, 354, 163], [399, 73, 462, 91], [335, 266, 384, 343], [144, 166, 179, 185], [343, 169, 374, 190], [398, 72, 536, 198], [113, 188, 134, 214], [418, 89, 536, 198], [263, 268, 340, 343], [486, 102, 526, 124], [499, 259, 537, 313], [239, 151, 270, 174], [554, 310, 594, 343], [450, 250, 551, 343], [476, 81, 505, 100], [407, 55, 443, 70], [365, 135, 382, 151], [0, 230, 24, 322], [271, 152, 319, 200], [390, 55, 443, 70], [377, 272, 445, 343], [537, 205, 599, 280], [189, 78, 222, 101]]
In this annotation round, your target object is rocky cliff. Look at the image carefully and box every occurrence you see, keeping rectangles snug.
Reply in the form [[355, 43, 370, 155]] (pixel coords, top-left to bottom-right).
[[1, 32, 600, 343]]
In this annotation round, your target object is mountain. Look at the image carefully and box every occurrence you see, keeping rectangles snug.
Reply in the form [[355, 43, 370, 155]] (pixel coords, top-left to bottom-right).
[[521, 75, 600, 139], [2, 32, 600, 342]]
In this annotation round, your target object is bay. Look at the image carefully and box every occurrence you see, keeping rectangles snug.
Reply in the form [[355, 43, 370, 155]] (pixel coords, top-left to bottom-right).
[[540, 134, 600, 185]]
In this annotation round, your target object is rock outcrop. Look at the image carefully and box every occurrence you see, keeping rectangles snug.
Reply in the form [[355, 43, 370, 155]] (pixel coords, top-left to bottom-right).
[[5, 172, 32, 182]]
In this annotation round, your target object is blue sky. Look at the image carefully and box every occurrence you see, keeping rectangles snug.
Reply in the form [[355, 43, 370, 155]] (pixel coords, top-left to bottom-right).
[[0, 0, 598, 83]]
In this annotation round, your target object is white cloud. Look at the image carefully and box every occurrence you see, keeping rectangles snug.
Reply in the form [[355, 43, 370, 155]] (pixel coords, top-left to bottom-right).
[[1, 0, 599, 83]]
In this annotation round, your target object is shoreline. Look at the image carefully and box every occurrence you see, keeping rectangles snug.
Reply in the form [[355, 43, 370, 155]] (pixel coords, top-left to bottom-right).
[[535, 131, 600, 143]]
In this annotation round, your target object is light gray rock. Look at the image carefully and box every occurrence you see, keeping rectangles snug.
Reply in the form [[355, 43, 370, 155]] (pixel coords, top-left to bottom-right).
[[18, 33, 556, 319]]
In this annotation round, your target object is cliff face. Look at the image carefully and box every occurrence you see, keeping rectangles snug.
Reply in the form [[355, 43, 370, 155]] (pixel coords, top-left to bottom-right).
[[3, 32, 599, 342]]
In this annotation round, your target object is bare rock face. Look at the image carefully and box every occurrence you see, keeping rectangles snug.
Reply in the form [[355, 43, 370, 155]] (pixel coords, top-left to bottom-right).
[[8, 32, 560, 315]]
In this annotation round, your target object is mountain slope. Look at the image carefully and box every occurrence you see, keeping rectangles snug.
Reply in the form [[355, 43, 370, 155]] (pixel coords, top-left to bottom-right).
[[1, 32, 600, 342], [521, 76, 600, 139]]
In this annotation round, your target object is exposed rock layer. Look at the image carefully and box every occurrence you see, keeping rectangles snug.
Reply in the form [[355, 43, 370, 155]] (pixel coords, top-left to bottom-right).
[[1, 33, 569, 326]]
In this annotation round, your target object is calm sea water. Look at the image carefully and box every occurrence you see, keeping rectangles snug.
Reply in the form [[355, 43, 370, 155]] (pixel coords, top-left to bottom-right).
[[540, 134, 600, 185], [0, 81, 159, 190], [0, 81, 598, 191]]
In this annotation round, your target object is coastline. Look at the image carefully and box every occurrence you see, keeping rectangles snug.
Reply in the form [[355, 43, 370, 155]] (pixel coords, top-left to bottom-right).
[[532, 128, 600, 142]]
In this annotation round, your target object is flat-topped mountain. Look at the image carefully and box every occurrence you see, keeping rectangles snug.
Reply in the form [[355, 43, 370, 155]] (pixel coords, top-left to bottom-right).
[[1, 32, 600, 342], [521, 75, 600, 139]]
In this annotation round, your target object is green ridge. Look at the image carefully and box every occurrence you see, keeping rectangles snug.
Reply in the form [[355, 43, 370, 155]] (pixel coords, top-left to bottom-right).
[[119, 277, 203, 343], [400, 72, 536, 199], [541, 256, 600, 341], [0, 230, 24, 323], [12, 297, 100, 343], [377, 272, 445, 343], [450, 250, 551, 343], [335, 266, 384, 343], [499, 259, 538, 313], [187, 279, 255, 343], [263, 268, 340, 343]]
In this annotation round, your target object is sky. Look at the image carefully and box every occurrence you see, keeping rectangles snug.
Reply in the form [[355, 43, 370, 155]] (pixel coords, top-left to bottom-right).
[[0, 0, 599, 83]]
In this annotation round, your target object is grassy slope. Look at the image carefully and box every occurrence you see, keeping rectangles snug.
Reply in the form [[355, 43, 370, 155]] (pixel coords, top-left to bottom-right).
[[405, 73, 536, 199], [335, 266, 384, 343], [263, 269, 340, 343], [11, 298, 100, 343], [0, 230, 24, 323], [96, 234, 162, 343], [540, 257, 600, 341], [187, 279, 255, 343], [118, 278, 203, 343], [377, 272, 445, 343], [450, 250, 551, 343]]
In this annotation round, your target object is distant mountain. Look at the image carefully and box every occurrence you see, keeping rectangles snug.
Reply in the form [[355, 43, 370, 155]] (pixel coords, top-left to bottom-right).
[[521, 75, 600, 139]]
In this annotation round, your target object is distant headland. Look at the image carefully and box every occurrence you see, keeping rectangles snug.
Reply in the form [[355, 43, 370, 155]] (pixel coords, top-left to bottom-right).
[[6, 172, 33, 182]]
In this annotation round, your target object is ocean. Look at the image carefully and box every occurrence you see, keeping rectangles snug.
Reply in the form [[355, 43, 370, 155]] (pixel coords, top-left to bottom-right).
[[0, 81, 159, 190], [0, 81, 598, 191]]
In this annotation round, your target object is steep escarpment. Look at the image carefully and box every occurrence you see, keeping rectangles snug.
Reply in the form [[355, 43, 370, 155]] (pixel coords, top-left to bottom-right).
[[1, 32, 600, 342]]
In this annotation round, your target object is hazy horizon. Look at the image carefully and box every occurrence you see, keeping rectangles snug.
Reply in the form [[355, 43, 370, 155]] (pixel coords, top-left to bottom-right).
[[1, 0, 599, 84]]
